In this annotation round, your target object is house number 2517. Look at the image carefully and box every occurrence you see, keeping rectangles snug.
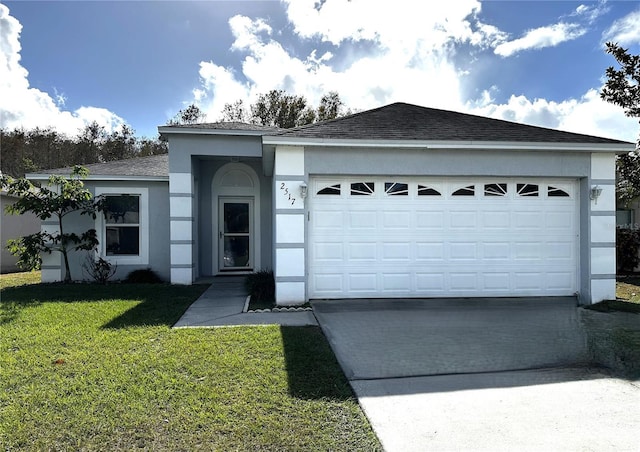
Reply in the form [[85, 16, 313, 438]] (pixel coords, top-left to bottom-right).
[[280, 182, 296, 205]]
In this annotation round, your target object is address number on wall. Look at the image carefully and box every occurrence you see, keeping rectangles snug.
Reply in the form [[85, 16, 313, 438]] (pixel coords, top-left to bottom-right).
[[280, 182, 297, 206]]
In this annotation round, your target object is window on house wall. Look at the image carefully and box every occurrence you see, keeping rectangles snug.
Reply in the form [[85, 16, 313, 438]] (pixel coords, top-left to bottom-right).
[[616, 210, 634, 228], [96, 187, 149, 265], [104, 195, 140, 256]]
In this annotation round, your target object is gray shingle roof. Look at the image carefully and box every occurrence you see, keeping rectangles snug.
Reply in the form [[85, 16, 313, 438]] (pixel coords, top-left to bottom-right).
[[30, 154, 168, 179], [273, 102, 631, 144]]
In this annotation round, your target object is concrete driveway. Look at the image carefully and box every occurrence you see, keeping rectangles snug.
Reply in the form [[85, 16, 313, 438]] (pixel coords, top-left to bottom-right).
[[312, 298, 640, 451]]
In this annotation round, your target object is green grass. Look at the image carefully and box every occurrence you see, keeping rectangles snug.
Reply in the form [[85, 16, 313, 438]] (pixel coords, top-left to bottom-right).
[[0, 270, 41, 289], [0, 275, 380, 451], [616, 276, 640, 305]]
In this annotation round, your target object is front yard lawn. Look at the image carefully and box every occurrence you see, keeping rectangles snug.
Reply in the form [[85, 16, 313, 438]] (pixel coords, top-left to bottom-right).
[[616, 276, 640, 304], [0, 273, 380, 451]]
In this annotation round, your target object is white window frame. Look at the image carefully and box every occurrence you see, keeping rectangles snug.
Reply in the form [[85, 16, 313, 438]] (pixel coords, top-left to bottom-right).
[[95, 187, 149, 265]]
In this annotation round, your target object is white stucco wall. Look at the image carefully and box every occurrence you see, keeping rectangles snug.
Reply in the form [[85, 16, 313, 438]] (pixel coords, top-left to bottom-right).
[[590, 152, 617, 303], [1, 193, 41, 274], [273, 146, 306, 305]]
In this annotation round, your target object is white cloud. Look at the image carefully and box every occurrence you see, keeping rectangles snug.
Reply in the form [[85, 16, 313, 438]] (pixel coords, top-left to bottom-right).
[[602, 8, 640, 45], [470, 89, 637, 143], [197, 1, 507, 120], [494, 22, 586, 57], [0, 4, 124, 136], [190, 1, 635, 146], [572, 2, 610, 24]]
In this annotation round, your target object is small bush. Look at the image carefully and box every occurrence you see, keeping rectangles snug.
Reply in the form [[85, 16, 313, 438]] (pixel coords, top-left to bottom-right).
[[245, 270, 275, 303], [617, 228, 640, 273], [124, 269, 163, 284], [82, 253, 117, 284]]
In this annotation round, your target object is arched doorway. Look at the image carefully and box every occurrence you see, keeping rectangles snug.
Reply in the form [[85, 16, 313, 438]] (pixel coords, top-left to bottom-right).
[[212, 162, 261, 273]]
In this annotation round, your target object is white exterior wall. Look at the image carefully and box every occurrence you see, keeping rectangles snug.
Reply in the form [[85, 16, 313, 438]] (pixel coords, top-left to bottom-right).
[[169, 172, 194, 284], [590, 152, 616, 303], [273, 146, 306, 305], [39, 221, 62, 282], [1, 193, 41, 274]]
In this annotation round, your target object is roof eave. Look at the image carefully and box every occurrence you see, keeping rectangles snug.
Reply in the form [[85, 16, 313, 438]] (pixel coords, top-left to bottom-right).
[[158, 126, 269, 137], [26, 174, 169, 182], [261, 136, 634, 153]]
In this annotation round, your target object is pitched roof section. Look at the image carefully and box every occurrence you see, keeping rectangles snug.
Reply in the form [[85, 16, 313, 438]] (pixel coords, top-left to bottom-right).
[[273, 102, 630, 144], [28, 154, 169, 179]]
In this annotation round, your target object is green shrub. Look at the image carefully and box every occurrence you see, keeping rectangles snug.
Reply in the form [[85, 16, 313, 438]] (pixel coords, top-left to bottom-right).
[[245, 270, 275, 303], [617, 228, 640, 273], [124, 269, 163, 284]]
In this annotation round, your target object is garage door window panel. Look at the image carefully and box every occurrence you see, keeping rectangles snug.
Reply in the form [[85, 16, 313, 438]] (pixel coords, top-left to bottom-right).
[[385, 182, 408, 196], [517, 183, 539, 197], [418, 185, 441, 196], [452, 185, 475, 196], [317, 183, 341, 195], [484, 183, 507, 197], [351, 182, 375, 195], [548, 185, 571, 197]]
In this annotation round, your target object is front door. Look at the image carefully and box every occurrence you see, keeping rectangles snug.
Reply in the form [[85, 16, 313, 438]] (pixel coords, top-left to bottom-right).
[[219, 197, 253, 271]]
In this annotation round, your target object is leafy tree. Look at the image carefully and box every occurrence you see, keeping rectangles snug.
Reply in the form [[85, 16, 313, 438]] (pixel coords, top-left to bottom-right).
[[1, 124, 167, 178], [600, 42, 640, 206], [250, 90, 315, 128], [137, 136, 168, 156], [76, 121, 106, 165], [220, 99, 249, 123], [316, 91, 347, 122], [102, 124, 137, 161], [1, 166, 103, 282], [220, 90, 348, 128], [167, 104, 207, 125]]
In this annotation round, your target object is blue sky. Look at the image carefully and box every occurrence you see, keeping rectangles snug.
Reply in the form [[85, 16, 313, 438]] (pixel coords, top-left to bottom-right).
[[1, 1, 639, 142]]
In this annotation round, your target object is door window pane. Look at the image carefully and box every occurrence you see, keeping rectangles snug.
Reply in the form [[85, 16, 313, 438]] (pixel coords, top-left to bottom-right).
[[223, 237, 250, 267], [224, 203, 250, 233]]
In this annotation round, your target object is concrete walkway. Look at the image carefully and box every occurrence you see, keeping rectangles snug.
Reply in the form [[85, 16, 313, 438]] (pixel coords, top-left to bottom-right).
[[172, 277, 317, 328]]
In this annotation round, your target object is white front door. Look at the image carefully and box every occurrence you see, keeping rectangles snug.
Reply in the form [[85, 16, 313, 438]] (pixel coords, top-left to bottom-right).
[[218, 197, 254, 271]]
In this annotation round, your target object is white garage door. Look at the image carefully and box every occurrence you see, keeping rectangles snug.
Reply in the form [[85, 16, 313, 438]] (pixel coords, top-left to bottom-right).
[[308, 177, 578, 299]]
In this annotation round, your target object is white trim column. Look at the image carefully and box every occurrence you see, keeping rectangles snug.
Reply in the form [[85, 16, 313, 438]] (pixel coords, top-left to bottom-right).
[[40, 221, 62, 282], [589, 153, 616, 303], [274, 146, 306, 305], [170, 172, 194, 284]]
